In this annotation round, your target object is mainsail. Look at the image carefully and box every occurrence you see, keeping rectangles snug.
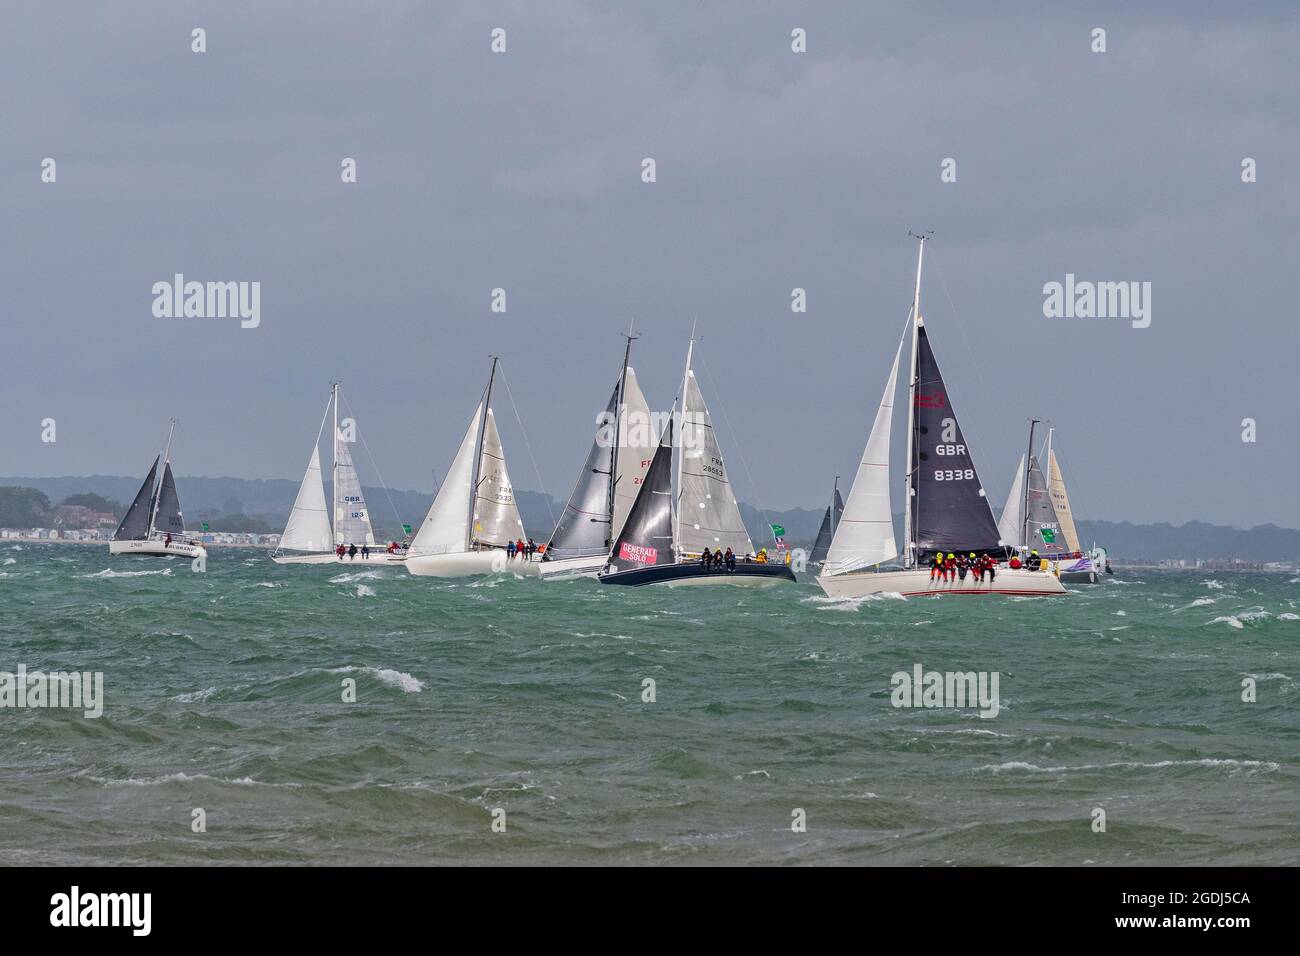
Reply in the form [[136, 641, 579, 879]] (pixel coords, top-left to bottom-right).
[[1023, 455, 1067, 556], [472, 409, 524, 548], [410, 404, 481, 556], [1047, 449, 1081, 552], [548, 383, 622, 560], [810, 487, 845, 563], [113, 456, 159, 541], [281, 445, 332, 552], [996, 454, 1026, 548], [153, 462, 186, 535], [676, 366, 754, 557], [909, 323, 1002, 559], [824, 326, 906, 574], [612, 368, 653, 538], [606, 420, 675, 571], [332, 429, 375, 547]]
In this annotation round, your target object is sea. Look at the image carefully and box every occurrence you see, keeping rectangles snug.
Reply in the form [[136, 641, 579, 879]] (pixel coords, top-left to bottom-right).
[[1, 542, 1296, 866]]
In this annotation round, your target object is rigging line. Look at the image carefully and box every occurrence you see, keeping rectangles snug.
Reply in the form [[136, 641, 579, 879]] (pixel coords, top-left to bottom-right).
[[929, 251, 1002, 506], [497, 361, 558, 531], [338, 389, 406, 537], [697, 354, 774, 548]]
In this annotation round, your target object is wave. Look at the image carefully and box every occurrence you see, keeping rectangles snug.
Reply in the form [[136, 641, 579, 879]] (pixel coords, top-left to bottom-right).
[[84, 567, 173, 578], [3, 558, 15, 566], [353, 584, 376, 598], [1203, 579, 1226, 590], [976, 758, 1279, 774], [329, 570, 388, 584], [325, 665, 424, 693], [1206, 609, 1276, 630], [802, 592, 905, 611]]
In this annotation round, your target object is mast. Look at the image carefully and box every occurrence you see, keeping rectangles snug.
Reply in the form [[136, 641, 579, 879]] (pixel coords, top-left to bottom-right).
[[903, 232, 929, 568], [1020, 418, 1039, 551], [468, 357, 499, 550], [331, 382, 340, 544], [607, 324, 637, 549], [675, 322, 697, 558], [148, 418, 176, 536], [831, 475, 839, 532]]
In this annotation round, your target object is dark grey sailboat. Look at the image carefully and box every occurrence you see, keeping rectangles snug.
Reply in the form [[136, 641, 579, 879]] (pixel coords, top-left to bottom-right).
[[809, 478, 845, 564]]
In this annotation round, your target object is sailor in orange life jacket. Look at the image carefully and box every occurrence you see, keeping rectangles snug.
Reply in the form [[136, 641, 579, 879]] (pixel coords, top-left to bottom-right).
[[931, 552, 943, 581]]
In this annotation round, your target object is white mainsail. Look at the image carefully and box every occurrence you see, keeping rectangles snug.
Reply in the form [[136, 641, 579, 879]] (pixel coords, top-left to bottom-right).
[[676, 361, 754, 557], [333, 427, 376, 547], [823, 329, 905, 574], [612, 367, 653, 540], [997, 455, 1026, 547], [1048, 449, 1081, 552], [410, 404, 482, 556], [281, 445, 333, 552], [472, 409, 525, 548]]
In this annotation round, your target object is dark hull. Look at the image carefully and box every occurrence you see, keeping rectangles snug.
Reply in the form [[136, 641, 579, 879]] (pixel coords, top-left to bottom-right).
[[599, 562, 797, 587]]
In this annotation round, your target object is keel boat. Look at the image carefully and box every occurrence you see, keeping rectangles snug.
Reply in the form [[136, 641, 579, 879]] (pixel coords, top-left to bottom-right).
[[109, 419, 207, 559]]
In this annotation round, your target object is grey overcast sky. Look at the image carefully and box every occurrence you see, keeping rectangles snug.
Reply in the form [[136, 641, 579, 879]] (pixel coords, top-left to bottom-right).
[[1, 1, 1296, 528]]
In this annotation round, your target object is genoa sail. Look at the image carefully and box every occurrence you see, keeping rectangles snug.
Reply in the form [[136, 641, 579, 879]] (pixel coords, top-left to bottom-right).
[[113, 456, 159, 541], [281, 444, 333, 552], [1048, 450, 1081, 552], [612, 367, 654, 540], [824, 325, 906, 574], [471, 409, 525, 549], [153, 462, 186, 535], [410, 404, 481, 556], [606, 419, 675, 571], [996, 454, 1025, 548], [676, 368, 754, 558], [810, 487, 845, 563], [909, 323, 1003, 559]]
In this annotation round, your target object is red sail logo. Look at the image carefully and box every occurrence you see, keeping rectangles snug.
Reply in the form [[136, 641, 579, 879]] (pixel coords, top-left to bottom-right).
[[619, 542, 657, 564], [915, 391, 946, 409]]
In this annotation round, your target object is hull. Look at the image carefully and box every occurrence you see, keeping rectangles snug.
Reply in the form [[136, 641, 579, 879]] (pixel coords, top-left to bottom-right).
[[538, 554, 605, 581], [1058, 548, 1109, 584], [599, 561, 796, 588], [817, 566, 1066, 599], [404, 549, 539, 578], [272, 550, 404, 566], [109, 539, 207, 559]]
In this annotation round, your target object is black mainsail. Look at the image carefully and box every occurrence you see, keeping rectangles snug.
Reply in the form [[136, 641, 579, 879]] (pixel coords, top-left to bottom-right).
[[113, 456, 160, 541], [153, 462, 186, 535], [909, 325, 1003, 560], [810, 485, 845, 563], [605, 419, 674, 571]]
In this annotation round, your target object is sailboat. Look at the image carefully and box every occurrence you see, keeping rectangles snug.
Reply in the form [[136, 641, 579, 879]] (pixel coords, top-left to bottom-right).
[[539, 333, 655, 580], [998, 426, 1108, 583], [817, 234, 1065, 599], [809, 477, 844, 564], [405, 358, 534, 578], [599, 336, 796, 587], [109, 419, 207, 559], [272, 383, 394, 565]]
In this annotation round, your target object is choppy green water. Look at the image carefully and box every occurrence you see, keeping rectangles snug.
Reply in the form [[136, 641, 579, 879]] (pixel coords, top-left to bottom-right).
[[1, 542, 1296, 866]]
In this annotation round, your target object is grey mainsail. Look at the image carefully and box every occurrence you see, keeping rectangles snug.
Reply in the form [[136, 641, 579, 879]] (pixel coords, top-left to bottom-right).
[[113, 456, 159, 541], [606, 419, 674, 571], [810, 487, 845, 563], [547, 383, 620, 560], [910, 325, 1002, 559], [1023, 454, 1067, 556], [332, 429, 375, 547], [153, 462, 186, 535]]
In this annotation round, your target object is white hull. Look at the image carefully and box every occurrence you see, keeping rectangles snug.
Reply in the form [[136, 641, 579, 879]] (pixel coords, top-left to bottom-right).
[[817, 566, 1066, 599], [404, 550, 539, 578], [537, 555, 605, 580], [272, 551, 404, 566], [109, 539, 207, 559]]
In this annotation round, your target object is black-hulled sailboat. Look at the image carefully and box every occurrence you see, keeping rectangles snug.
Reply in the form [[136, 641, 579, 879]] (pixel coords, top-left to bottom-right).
[[809, 477, 844, 564], [599, 337, 796, 587], [109, 419, 207, 559], [817, 234, 1064, 598]]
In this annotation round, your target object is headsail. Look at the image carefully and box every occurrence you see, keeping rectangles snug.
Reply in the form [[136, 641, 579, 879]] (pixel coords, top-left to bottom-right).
[[153, 462, 186, 535], [824, 325, 906, 574], [113, 456, 159, 541], [676, 367, 754, 557], [909, 324, 1002, 558], [612, 367, 654, 539], [1024, 455, 1067, 556], [1047, 449, 1081, 552], [471, 409, 524, 548], [280, 444, 332, 552], [410, 404, 481, 556], [333, 428, 376, 547], [606, 419, 674, 571], [809, 487, 845, 563], [996, 454, 1025, 547]]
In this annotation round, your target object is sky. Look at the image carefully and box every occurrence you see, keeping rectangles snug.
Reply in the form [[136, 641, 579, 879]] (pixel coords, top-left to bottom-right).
[[1, 1, 1296, 528]]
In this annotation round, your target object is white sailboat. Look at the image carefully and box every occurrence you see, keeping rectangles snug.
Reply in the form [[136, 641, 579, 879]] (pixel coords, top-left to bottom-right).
[[817, 234, 1065, 599], [272, 383, 395, 565], [405, 358, 534, 578], [109, 419, 207, 559], [599, 335, 796, 587], [540, 333, 655, 580]]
